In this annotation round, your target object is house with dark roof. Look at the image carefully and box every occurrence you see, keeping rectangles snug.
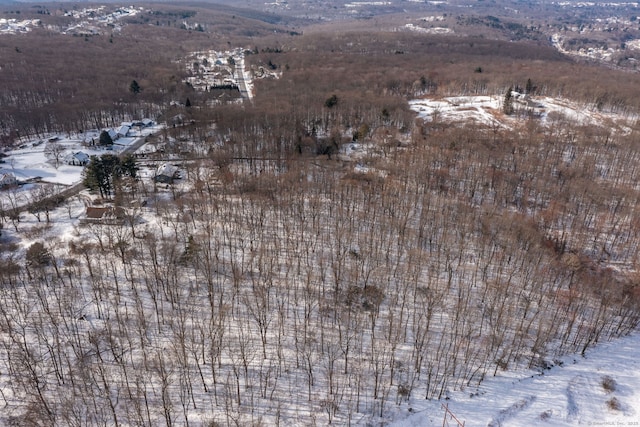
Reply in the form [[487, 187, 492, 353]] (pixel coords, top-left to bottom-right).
[[82, 206, 126, 225]]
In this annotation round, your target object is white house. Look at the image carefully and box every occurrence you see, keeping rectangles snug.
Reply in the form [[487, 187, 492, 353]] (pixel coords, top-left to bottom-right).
[[107, 129, 118, 141], [0, 172, 17, 188], [67, 151, 90, 166]]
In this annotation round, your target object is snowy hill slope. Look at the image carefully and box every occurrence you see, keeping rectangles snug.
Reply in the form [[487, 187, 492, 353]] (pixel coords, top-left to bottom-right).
[[392, 331, 640, 426]]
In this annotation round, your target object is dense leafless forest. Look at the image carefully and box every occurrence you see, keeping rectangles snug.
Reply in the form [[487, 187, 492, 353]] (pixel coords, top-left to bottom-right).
[[1, 1, 640, 425]]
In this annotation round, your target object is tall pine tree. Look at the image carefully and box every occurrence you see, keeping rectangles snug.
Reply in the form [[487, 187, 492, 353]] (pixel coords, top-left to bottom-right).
[[99, 130, 114, 146], [503, 86, 514, 115], [525, 78, 534, 94], [83, 154, 138, 198]]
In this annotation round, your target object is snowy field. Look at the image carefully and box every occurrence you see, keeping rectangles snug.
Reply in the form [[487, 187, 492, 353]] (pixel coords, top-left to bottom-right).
[[410, 96, 502, 127], [2, 133, 117, 186]]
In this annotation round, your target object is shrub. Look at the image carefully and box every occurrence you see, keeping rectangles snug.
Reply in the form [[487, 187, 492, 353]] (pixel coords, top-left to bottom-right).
[[25, 242, 50, 267], [601, 375, 616, 393], [539, 410, 552, 421], [606, 397, 621, 411]]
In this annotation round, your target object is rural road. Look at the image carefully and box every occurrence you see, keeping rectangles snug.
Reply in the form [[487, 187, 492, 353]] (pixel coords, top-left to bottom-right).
[[235, 58, 252, 101]]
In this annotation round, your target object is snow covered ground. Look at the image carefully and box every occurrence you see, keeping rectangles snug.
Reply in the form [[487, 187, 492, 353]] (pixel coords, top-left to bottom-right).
[[0, 126, 160, 186], [0, 18, 40, 34], [5, 149, 638, 426], [410, 95, 502, 127], [403, 23, 454, 34], [3, 135, 109, 186], [409, 94, 636, 130], [0, 125, 161, 210], [5, 140, 637, 426], [392, 331, 640, 426]]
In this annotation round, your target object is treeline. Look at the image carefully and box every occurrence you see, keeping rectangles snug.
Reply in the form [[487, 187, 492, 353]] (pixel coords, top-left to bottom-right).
[[192, 30, 640, 164]]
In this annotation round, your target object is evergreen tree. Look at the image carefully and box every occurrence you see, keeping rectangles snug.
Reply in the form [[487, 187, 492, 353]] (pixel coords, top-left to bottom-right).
[[325, 94, 338, 109], [83, 156, 109, 197], [185, 97, 192, 108], [525, 78, 534, 94], [503, 86, 514, 115], [99, 130, 114, 146], [83, 154, 138, 198], [120, 154, 139, 179], [129, 79, 141, 94]]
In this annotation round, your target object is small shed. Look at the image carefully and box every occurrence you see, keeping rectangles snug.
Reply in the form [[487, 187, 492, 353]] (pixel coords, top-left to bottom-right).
[[82, 206, 126, 225], [154, 163, 179, 184], [0, 172, 17, 188]]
